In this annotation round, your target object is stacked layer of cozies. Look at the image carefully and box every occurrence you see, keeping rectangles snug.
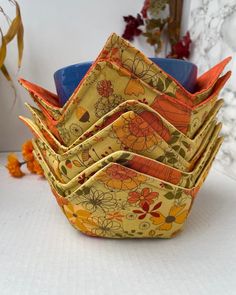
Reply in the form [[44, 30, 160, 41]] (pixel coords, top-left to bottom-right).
[[19, 33, 231, 238]]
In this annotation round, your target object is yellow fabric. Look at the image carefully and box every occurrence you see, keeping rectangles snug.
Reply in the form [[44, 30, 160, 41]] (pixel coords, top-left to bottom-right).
[[24, 98, 223, 155], [32, 126, 222, 199], [32, 136, 222, 238], [18, 33, 229, 238], [20, 60, 230, 145]]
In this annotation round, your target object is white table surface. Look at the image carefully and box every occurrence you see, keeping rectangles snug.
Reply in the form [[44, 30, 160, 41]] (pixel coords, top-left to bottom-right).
[[0, 152, 236, 295]]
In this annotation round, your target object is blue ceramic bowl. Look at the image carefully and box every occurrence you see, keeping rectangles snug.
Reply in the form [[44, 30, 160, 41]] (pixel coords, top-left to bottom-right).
[[54, 58, 197, 106]]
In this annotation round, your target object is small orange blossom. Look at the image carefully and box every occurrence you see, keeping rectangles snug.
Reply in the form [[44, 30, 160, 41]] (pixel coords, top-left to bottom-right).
[[6, 154, 25, 178]]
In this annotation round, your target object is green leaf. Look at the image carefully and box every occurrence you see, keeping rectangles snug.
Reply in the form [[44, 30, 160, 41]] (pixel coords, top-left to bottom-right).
[[76, 190, 83, 196], [164, 183, 173, 190], [82, 186, 91, 195], [156, 155, 165, 162], [179, 148, 186, 158], [175, 190, 182, 199], [182, 141, 190, 148], [165, 91, 175, 97], [119, 153, 130, 160], [164, 192, 175, 200], [169, 136, 179, 144], [172, 130, 181, 136], [167, 157, 178, 164], [172, 145, 180, 151], [156, 78, 165, 92], [166, 152, 175, 158], [61, 165, 67, 176]]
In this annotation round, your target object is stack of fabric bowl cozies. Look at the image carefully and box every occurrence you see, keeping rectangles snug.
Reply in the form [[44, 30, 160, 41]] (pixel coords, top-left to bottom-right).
[[19, 33, 231, 239]]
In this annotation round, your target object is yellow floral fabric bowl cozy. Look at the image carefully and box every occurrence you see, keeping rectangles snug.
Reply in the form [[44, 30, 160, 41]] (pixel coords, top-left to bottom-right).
[[19, 33, 230, 239]]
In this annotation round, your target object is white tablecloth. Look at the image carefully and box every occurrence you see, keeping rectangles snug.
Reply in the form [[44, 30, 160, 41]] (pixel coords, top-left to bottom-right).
[[0, 153, 236, 295]]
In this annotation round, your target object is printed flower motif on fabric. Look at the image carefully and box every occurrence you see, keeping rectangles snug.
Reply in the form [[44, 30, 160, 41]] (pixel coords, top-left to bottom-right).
[[133, 201, 162, 220], [94, 95, 125, 118], [112, 112, 160, 151], [109, 45, 177, 96], [91, 218, 122, 238], [63, 203, 97, 234], [97, 80, 114, 97], [150, 204, 188, 231], [128, 187, 158, 207], [75, 187, 117, 213], [96, 164, 147, 190]]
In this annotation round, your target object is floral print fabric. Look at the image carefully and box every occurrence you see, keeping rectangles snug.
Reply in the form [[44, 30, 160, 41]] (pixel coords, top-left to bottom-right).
[[19, 33, 229, 238], [20, 60, 230, 145], [32, 126, 222, 199]]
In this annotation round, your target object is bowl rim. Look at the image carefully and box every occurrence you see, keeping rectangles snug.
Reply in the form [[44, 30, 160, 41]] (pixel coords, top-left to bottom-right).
[[54, 58, 197, 78]]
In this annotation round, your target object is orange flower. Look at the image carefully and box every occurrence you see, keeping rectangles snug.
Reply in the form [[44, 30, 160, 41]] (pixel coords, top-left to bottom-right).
[[150, 204, 189, 231], [6, 154, 25, 178], [22, 140, 44, 176], [97, 80, 114, 97], [113, 112, 160, 151], [26, 160, 35, 173], [63, 203, 97, 234], [27, 158, 44, 175], [22, 140, 34, 161], [33, 160, 44, 176], [128, 187, 158, 207], [96, 163, 146, 190]]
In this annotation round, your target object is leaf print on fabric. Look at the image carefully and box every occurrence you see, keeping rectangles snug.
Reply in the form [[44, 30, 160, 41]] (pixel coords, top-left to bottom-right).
[[96, 164, 146, 190], [124, 77, 145, 96], [96, 80, 114, 97], [133, 201, 162, 220], [76, 187, 117, 212], [150, 204, 188, 231], [128, 187, 158, 207], [112, 112, 160, 151]]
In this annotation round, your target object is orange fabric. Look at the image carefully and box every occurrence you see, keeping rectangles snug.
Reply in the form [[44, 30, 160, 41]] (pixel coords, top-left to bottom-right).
[[127, 155, 182, 185]]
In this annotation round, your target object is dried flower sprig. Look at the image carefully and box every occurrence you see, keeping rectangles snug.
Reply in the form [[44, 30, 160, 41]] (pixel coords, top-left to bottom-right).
[[122, 14, 144, 41], [167, 31, 191, 59], [122, 0, 191, 59], [0, 0, 24, 82], [6, 140, 44, 178]]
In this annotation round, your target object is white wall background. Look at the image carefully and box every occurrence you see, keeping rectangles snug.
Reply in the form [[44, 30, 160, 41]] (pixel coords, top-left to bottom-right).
[[0, 0, 190, 152]]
